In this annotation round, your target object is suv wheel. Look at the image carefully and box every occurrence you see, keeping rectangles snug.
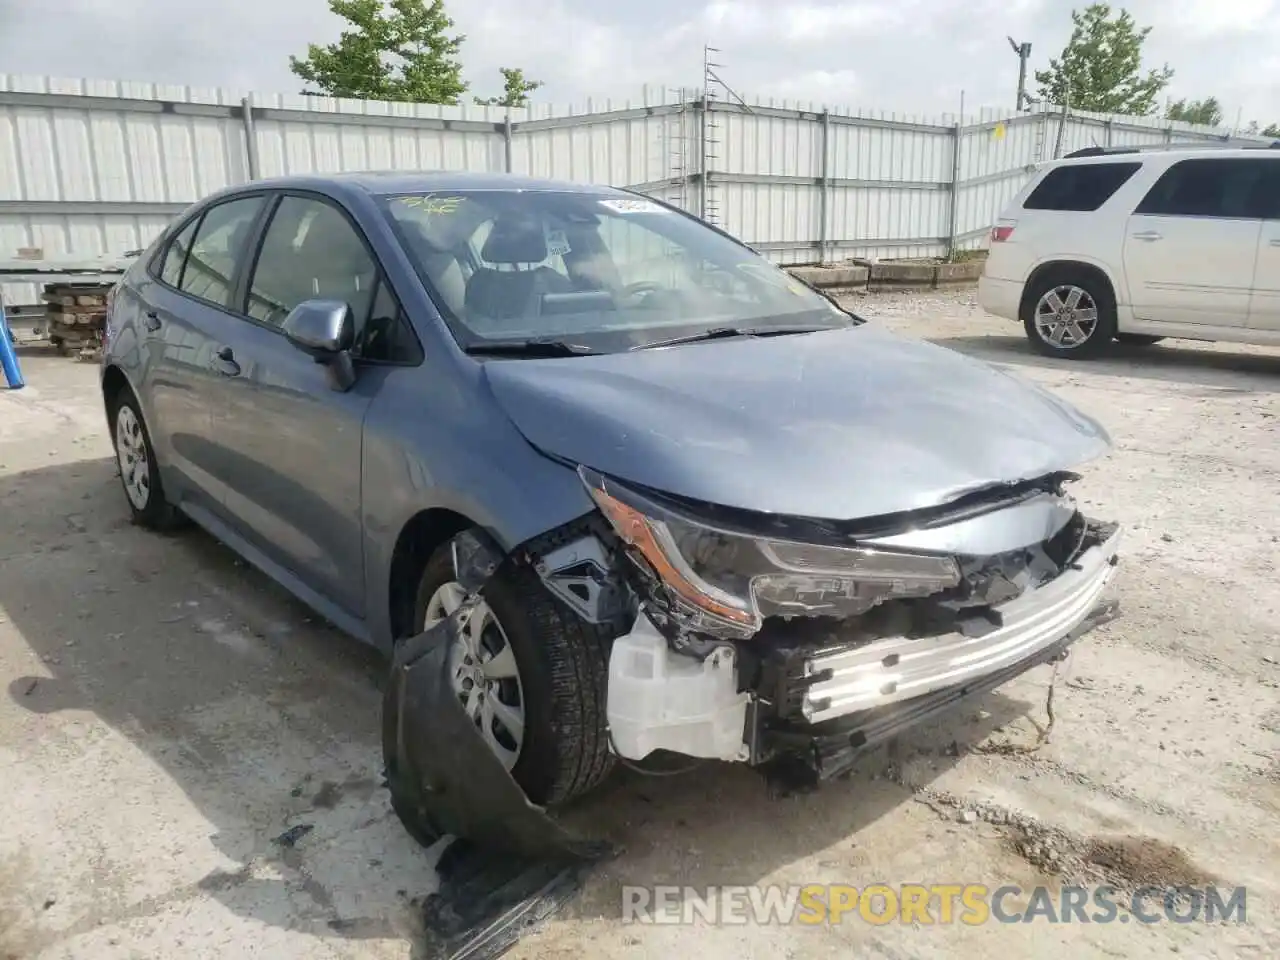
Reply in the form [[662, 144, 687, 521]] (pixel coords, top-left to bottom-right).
[[403, 545, 615, 810], [1021, 269, 1117, 359], [108, 387, 185, 530]]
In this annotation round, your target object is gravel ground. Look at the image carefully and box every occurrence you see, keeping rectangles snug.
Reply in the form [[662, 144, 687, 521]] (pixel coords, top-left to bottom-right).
[[1, 291, 1277, 959]]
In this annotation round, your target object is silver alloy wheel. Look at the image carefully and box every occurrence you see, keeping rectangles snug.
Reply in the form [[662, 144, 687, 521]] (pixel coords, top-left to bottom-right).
[[1033, 284, 1098, 348], [423, 581, 526, 770], [115, 404, 152, 511]]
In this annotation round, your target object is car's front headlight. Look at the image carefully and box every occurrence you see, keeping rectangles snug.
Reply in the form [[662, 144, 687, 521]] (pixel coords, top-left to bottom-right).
[[579, 467, 962, 637]]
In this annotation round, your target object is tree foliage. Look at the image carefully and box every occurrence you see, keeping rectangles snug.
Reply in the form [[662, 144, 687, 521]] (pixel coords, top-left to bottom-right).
[[290, 0, 467, 104], [474, 68, 543, 108], [1035, 4, 1173, 115], [1165, 97, 1222, 127], [1263, 123, 1280, 138]]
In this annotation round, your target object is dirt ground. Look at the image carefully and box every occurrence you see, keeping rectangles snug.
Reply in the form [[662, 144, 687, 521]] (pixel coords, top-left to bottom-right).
[[1, 291, 1277, 959]]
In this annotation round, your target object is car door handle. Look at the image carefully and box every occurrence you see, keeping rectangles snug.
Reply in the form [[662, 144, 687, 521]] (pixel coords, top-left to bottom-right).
[[212, 345, 241, 377], [143, 310, 162, 332], [1131, 231, 1162, 241], [1270, 239, 1280, 247]]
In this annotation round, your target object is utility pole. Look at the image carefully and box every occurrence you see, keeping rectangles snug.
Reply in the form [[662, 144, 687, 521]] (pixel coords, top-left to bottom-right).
[[1008, 36, 1032, 111]]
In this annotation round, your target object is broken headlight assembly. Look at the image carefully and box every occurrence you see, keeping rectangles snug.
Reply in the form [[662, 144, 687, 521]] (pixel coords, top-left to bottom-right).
[[578, 467, 962, 638]]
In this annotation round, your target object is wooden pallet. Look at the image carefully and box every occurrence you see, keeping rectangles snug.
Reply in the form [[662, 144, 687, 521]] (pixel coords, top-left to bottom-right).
[[42, 281, 112, 357]]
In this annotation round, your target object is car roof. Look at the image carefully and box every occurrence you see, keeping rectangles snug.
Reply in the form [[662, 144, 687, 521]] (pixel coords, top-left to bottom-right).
[[1048, 145, 1280, 168], [230, 170, 629, 198]]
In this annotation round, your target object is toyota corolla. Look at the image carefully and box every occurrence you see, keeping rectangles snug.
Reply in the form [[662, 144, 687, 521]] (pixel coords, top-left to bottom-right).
[[101, 172, 1121, 810]]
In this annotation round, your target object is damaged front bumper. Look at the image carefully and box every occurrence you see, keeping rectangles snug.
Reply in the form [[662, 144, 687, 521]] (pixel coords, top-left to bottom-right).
[[598, 496, 1122, 780], [755, 594, 1121, 781], [799, 523, 1120, 723]]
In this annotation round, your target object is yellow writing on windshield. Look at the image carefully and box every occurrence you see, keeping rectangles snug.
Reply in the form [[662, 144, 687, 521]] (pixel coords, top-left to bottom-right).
[[396, 194, 464, 215]]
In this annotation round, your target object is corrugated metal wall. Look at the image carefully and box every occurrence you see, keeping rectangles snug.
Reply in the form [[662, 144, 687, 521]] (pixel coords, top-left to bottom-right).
[[2, 74, 1271, 303]]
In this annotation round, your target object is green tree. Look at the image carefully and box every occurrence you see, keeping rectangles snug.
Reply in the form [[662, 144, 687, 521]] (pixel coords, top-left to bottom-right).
[[1166, 97, 1222, 127], [1035, 3, 1173, 115], [473, 67, 543, 108], [290, 0, 467, 104], [1240, 121, 1280, 137]]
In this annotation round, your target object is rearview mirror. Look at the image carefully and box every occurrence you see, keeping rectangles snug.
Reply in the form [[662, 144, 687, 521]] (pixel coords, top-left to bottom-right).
[[282, 299, 354, 357], [281, 299, 357, 392]]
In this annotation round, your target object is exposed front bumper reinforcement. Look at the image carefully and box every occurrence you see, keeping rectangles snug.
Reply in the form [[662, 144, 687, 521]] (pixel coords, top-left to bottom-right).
[[758, 594, 1122, 783], [801, 526, 1122, 723]]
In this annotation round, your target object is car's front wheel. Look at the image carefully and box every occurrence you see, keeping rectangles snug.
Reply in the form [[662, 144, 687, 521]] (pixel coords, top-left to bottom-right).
[[406, 545, 615, 809], [1021, 268, 1117, 359], [108, 387, 184, 530]]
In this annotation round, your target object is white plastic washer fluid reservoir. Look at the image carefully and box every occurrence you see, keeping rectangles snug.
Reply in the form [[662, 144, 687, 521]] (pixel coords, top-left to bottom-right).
[[606, 611, 749, 763]]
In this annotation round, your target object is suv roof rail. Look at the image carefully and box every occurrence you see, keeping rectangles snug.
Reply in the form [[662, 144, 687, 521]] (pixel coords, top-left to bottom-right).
[[1063, 141, 1280, 159]]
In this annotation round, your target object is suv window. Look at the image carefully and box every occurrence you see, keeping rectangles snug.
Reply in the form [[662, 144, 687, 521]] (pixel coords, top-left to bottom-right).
[[246, 195, 420, 363], [160, 217, 199, 287], [177, 196, 265, 308], [1135, 158, 1273, 219], [1023, 162, 1142, 212]]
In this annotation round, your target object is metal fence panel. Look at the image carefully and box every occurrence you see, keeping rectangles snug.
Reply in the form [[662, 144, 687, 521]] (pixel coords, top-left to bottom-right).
[[2, 74, 1274, 305]]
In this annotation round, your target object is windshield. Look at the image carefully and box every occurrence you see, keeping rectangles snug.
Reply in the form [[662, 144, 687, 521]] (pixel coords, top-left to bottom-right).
[[381, 189, 850, 353]]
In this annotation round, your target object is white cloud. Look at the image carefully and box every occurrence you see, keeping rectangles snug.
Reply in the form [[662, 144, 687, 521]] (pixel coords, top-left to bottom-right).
[[0, 0, 1276, 126], [1159, 0, 1277, 38], [761, 69, 862, 106]]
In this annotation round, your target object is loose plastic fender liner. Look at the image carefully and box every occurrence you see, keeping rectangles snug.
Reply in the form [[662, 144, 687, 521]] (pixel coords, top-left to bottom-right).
[[382, 530, 615, 957]]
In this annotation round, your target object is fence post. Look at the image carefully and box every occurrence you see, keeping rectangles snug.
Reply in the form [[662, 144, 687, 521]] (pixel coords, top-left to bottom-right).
[[240, 95, 260, 181], [946, 121, 962, 259], [697, 94, 709, 220], [1105, 118, 1114, 148], [1052, 98, 1069, 159], [818, 109, 831, 264], [503, 112, 513, 173]]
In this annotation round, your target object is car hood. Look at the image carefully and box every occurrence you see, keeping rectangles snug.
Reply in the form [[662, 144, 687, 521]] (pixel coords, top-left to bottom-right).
[[481, 325, 1111, 521]]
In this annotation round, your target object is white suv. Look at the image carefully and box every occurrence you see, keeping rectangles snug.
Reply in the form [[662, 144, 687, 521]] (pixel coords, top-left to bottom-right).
[[978, 146, 1280, 358]]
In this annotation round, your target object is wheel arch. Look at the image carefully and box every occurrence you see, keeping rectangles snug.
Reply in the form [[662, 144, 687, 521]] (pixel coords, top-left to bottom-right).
[[101, 363, 133, 428], [386, 507, 484, 645], [1018, 257, 1121, 321], [1019, 259, 1119, 323]]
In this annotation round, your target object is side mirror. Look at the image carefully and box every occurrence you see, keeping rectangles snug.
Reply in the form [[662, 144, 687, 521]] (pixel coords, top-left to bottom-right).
[[281, 299, 357, 391], [282, 299, 354, 356]]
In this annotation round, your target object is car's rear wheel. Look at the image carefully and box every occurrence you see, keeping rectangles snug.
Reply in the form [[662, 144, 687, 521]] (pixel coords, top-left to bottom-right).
[[108, 387, 185, 530], [1021, 268, 1117, 359], [1115, 333, 1164, 346], [405, 545, 615, 809]]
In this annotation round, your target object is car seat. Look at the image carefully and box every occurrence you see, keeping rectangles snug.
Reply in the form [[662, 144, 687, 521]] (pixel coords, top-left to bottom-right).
[[464, 215, 572, 321], [398, 218, 467, 317]]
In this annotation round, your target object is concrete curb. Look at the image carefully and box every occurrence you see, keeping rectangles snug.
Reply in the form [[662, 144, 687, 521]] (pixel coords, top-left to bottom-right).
[[788, 258, 984, 292]]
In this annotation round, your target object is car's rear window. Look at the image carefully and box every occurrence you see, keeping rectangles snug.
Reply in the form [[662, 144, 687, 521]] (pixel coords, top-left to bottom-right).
[[1022, 162, 1142, 212]]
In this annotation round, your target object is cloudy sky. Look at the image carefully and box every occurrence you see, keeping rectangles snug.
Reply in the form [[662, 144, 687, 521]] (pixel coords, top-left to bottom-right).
[[0, 0, 1276, 125]]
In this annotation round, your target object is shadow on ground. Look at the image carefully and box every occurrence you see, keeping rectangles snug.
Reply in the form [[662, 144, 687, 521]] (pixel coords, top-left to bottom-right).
[[924, 333, 1280, 394], [1, 457, 1038, 955]]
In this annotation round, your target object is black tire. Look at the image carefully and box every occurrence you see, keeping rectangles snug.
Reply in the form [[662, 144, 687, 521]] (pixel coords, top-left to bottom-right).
[[107, 386, 186, 531], [1115, 333, 1164, 347], [408, 546, 614, 808], [1021, 267, 1117, 360]]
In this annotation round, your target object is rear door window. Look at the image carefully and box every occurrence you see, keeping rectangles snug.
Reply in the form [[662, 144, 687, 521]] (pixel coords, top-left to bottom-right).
[[1023, 162, 1142, 212], [1134, 158, 1272, 219], [159, 217, 199, 287], [177, 196, 266, 309]]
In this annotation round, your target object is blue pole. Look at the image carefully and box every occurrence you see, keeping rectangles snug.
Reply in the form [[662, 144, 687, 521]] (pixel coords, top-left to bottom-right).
[[0, 290, 26, 389]]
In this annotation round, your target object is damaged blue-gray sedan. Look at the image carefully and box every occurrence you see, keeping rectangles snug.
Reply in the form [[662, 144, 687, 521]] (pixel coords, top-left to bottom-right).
[[101, 171, 1121, 824]]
